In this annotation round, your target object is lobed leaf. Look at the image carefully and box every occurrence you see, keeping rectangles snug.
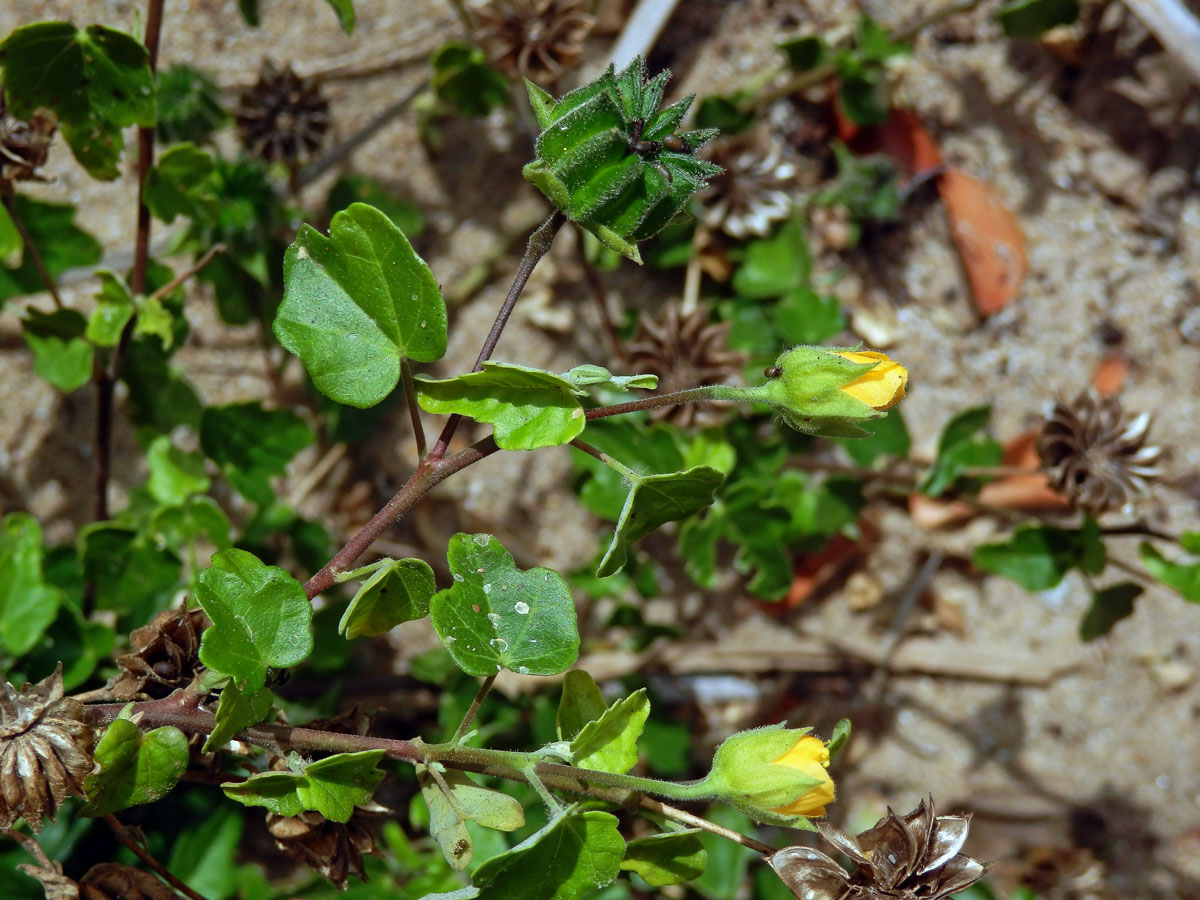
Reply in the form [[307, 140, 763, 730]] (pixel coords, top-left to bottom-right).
[[973, 518, 1106, 591], [199, 402, 314, 505], [471, 809, 625, 900], [0, 21, 155, 179], [1080, 582, 1142, 641], [569, 688, 649, 775], [22, 309, 94, 393], [196, 548, 314, 692], [430, 533, 579, 677], [143, 143, 219, 224], [0, 196, 102, 303], [204, 682, 274, 753], [222, 750, 385, 822], [275, 202, 447, 408]]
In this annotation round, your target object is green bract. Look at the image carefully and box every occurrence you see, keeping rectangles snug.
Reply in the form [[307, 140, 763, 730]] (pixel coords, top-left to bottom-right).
[[523, 57, 721, 264]]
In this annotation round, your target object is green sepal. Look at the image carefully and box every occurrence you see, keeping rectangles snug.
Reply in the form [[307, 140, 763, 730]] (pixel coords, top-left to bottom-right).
[[522, 57, 722, 263]]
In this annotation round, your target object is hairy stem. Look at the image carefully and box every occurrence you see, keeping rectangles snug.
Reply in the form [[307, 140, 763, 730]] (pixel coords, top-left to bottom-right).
[[302, 435, 499, 599], [428, 210, 565, 461], [585, 385, 750, 421], [451, 674, 496, 743]]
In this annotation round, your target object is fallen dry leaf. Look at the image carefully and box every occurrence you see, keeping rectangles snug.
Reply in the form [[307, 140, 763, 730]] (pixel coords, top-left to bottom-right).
[[938, 168, 1027, 316], [1092, 352, 1129, 396]]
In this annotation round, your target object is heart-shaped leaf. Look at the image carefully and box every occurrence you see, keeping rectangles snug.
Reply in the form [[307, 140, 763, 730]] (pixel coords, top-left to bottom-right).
[[430, 533, 579, 676], [569, 688, 648, 775], [621, 831, 707, 886], [275, 202, 447, 408], [82, 713, 189, 816]]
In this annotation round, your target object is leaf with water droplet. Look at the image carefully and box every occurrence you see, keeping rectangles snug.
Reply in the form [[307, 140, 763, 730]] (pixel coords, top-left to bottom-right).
[[430, 534, 579, 676], [275, 202, 447, 408]]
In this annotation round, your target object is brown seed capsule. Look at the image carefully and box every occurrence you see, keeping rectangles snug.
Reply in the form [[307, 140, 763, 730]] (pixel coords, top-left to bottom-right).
[[79, 863, 178, 900], [267, 809, 378, 889], [1036, 390, 1162, 514], [0, 94, 57, 185], [1, 665, 96, 832], [625, 302, 746, 429], [769, 797, 987, 900], [110, 605, 210, 701], [235, 60, 330, 165], [475, 0, 595, 84]]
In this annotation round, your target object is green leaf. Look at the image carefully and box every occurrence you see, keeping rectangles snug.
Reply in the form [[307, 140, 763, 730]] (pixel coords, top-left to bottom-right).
[[773, 288, 844, 345], [275, 202, 447, 408], [1140, 541, 1200, 603], [204, 682, 274, 753], [973, 518, 1106, 591], [22, 309, 94, 392], [0, 513, 64, 656], [431, 42, 510, 118], [0, 22, 155, 179], [570, 689, 648, 774], [622, 830, 707, 886], [919, 406, 1003, 497], [779, 34, 826, 71], [693, 95, 755, 135], [471, 809, 625, 900], [0, 202, 20, 268], [837, 408, 910, 465], [152, 497, 232, 555], [430, 533, 579, 677], [0, 195, 102, 302], [154, 64, 228, 145], [86, 271, 135, 346], [81, 713, 189, 816], [196, 548, 314, 692], [78, 524, 181, 618], [826, 718, 852, 760], [143, 143, 218, 224], [418, 765, 525, 869], [199, 402, 314, 505], [1080, 582, 1142, 642], [556, 669, 608, 741], [694, 806, 755, 900], [732, 217, 810, 299], [167, 802, 243, 900], [597, 466, 725, 578], [416, 363, 588, 451], [339, 557, 436, 638], [146, 435, 210, 506], [323, 0, 356, 33], [327, 174, 424, 237], [222, 750, 385, 822], [996, 0, 1081, 37]]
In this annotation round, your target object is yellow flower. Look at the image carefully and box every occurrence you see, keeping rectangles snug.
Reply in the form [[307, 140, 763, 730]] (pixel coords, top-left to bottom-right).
[[769, 735, 835, 817], [834, 351, 908, 411]]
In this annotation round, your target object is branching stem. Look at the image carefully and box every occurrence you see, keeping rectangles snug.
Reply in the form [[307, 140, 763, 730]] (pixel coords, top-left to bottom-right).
[[428, 210, 565, 461], [104, 814, 211, 900]]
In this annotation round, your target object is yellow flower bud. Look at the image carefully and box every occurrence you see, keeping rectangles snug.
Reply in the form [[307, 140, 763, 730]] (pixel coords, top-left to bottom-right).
[[768, 735, 835, 817], [833, 351, 907, 411]]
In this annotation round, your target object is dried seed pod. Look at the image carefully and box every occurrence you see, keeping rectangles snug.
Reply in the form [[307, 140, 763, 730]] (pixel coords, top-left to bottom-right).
[[625, 302, 745, 428], [235, 61, 330, 165], [79, 863, 178, 900], [267, 809, 378, 889], [475, 0, 595, 84], [700, 132, 798, 240], [111, 605, 210, 701], [770, 797, 987, 900], [0, 92, 56, 184], [1036, 390, 1162, 514], [1, 665, 96, 832]]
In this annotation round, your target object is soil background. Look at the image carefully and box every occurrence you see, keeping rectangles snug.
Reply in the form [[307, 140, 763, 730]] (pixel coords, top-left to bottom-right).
[[3, 0, 1200, 897]]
